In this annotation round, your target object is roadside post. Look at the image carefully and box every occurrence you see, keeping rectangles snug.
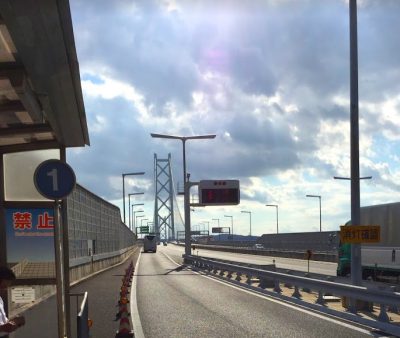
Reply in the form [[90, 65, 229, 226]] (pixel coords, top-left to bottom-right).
[[34, 159, 76, 338], [306, 249, 312, 274]]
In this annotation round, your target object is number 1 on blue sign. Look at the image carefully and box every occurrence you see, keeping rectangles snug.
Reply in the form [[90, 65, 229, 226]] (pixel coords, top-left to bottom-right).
[[47, 168, 59, 191]]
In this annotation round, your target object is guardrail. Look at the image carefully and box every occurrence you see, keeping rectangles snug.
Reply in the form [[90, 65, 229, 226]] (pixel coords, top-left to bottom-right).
[[181, 243, 337, 262], [184, 254, 400, 336]]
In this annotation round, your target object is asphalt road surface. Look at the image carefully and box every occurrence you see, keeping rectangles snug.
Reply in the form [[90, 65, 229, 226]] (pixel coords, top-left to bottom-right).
[[133, 245, 373, 338], [166, 244, 338, 275]]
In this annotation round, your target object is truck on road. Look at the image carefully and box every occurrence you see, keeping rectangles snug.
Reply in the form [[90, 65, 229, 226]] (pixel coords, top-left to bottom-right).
[[143, 235, 157, 253]]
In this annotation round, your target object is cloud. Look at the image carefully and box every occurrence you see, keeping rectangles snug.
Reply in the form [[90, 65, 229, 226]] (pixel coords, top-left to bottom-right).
[[67, 0, 400, 233]]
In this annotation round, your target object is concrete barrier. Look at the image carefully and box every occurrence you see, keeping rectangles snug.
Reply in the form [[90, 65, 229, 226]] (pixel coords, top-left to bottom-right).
[[70, 245, 137, 284], [9, 245, 139, 316], [179, 243, 337, 262]]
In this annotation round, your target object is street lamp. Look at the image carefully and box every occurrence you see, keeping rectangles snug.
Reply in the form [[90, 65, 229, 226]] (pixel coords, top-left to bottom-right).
[[212, 218, 220, 241], [129, 193, 144, 229], [151, 133, 216, 257], [122, 172, 145, 224], [266, 204, 279, 234], [224, 215, 233, 240], [140, 218, 149, 226], [201, 221, 210, 234], [136, 214, 145, 230], [241, 211, 252, 237], [306, 195, 322, 232], [132, 208, 144, 230], [151, 133, 216, 186]]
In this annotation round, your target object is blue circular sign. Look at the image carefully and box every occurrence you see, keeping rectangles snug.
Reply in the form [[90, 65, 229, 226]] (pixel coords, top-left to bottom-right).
[[34, 159, 76, 200]]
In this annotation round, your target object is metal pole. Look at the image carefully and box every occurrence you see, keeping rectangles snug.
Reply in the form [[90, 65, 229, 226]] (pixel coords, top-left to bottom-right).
[[54, 201, 67, 338], [133, 205, 135, 231], [60, 148, 71, 338], [184, 177, 191, 257], [250, 212, 252, 237], [319, 196, 322, 232], [350, 0, 362, 287], [122, 173, 145, 225], [183, 140, 192, 258], [128, 194, 131, 230], [182, 140, 187, 186], [129, 197, 144, 231], [150, 133, 215, 257], [122, 174, 126, 224], [224, 216, 233, 241]]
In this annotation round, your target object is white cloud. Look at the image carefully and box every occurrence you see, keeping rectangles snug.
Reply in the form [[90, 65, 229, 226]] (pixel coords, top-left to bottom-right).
[[68, 0, 400, 235]]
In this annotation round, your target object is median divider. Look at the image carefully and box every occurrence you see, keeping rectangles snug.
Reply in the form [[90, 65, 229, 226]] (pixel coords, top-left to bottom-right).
[[178, 242, 337, 262], [115, 261, 135, 338]]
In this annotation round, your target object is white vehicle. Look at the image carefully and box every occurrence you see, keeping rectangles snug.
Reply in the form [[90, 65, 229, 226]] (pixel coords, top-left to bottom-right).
[[143, 235, 157, 253], [253, 244, 264, 250]]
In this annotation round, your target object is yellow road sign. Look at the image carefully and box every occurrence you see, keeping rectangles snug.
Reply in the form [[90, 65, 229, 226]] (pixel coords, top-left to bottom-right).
[[340, 225, 380, 243]]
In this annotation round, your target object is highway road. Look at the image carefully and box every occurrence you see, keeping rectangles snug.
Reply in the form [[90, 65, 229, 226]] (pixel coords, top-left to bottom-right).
[[132, 245, 373, 338], [166, 244, 337, 275]]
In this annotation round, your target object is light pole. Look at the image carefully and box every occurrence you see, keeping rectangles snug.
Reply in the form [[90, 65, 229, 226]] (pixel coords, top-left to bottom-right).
[[141, 218, 149, 226], [224, 215, 233, 240], [202, 221, 210, 234], [212, 218, 220, 241], [306, 195, 322, 232], [132, 208, 144, 230], [136, 214, 145, 230], [129, 193, 144, 229], [151, 133, 216, 257], [122, 172, 145, 224], [241, 211, 252, 237], [136, 215, 145, 239], [348, 0, 361, 288], [266, 204, 279, 234]]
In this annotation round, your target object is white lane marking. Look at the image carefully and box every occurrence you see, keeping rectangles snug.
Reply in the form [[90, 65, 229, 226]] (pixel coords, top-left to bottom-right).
[[130, 252, 145, 338], [161, 251, 374, 337], [162, 251, 183, 267]]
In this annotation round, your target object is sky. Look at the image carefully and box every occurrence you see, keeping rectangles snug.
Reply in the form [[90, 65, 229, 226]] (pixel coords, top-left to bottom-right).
[[66, 0, 400, 237]]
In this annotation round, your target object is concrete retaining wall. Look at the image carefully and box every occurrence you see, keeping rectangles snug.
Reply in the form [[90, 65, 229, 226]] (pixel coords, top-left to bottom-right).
[[69, 245, 136, 283], [258, 231, 340, 252]]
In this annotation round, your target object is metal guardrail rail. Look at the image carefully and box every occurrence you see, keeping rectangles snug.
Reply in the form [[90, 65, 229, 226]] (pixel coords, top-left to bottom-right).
[[182, 242, 337, 262], [184, 254, 400, 336]]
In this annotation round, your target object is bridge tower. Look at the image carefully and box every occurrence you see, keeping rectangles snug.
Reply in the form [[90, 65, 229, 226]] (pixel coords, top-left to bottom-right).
[[153, 153, 175, 241]]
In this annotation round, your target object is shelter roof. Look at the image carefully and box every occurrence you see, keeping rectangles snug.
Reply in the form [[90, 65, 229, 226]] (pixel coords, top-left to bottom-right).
[[0, 0, 89, 153]]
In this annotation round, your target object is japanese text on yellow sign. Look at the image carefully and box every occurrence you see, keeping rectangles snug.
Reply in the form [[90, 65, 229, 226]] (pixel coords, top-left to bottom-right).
[[340, 225, 380, 244]]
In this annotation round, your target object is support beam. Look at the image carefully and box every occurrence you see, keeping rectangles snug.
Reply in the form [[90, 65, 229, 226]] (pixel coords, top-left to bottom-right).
[[0, 123, 52, 136], [0, 66, 44, 123], [0, 100, 25, 114]]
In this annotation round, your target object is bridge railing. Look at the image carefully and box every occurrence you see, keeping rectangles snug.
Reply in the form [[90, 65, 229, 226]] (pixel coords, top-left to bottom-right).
[[184, 254, 400, 336]]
